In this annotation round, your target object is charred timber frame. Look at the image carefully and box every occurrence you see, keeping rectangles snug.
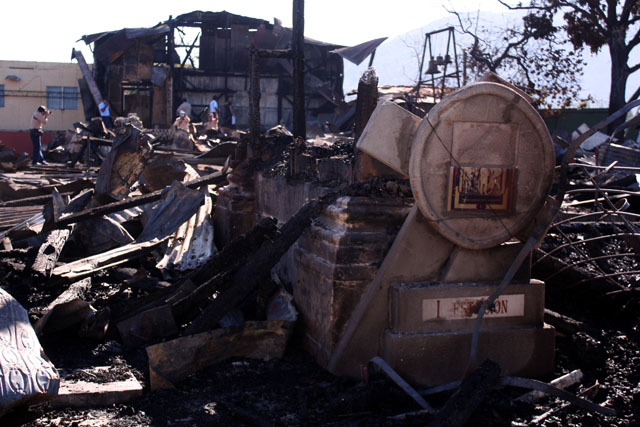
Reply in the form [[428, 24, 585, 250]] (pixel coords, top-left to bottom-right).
[[250, 48, 295, 155]]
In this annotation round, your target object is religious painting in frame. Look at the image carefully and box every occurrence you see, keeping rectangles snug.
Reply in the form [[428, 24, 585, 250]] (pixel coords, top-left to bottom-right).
[[447, 166, 516, 213]]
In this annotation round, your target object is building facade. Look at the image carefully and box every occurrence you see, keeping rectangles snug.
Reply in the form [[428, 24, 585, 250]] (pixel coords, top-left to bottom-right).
[[0, 60, 85, 154]]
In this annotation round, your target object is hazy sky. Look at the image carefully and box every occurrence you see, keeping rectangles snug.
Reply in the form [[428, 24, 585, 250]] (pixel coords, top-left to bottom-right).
[[3, 0, 636, 108], [0, 0, 505, 63]]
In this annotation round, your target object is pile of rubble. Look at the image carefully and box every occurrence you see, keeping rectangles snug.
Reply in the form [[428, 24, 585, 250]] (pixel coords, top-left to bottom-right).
[[0, 116, 317, 418], [1, 95, 640, 426]]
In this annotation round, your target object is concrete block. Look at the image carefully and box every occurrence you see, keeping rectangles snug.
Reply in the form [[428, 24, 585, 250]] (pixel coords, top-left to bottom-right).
[[53, 368, 142, 408], [294, 245, 377, 364], [255, 173, 327, 222], [291, 152, 316, 177], [214, 185, 257, 248], [356, 101, 421, 175], [390, 279, 545, 333], [382, 324, 555, 387], [320, 196, 412, 227], [316, 157, 351, 182], [296, 231, 390, 265], [291, 196, 412, 367]]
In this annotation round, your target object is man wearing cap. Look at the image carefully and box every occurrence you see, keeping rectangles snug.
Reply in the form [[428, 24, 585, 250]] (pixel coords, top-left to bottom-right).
[[173, 110, 191, 131], [29, 106, 51, 165]]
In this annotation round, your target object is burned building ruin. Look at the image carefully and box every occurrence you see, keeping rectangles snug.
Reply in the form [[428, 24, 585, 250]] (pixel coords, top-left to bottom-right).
[[79, 10, 345, 130]]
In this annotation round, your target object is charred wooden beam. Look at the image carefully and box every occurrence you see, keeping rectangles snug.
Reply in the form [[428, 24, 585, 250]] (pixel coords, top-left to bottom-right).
[[255, 49, 294, 59], [71, 49, 103, 107], [113, 217, 278, 324], [51, 238, 168, 279], [31, 190, 93, 277], [544, 308, 586, 336], [0, 193, 71, 208], [354, 67, 378, 142], [249, 47, 261, 155], [0, 178, 95, 202], [179, 33, 200, 69], [292, 0, 306, 138]]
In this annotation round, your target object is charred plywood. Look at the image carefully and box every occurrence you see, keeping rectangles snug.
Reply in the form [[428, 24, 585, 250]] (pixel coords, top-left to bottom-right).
[[122, 41, 154, 82]]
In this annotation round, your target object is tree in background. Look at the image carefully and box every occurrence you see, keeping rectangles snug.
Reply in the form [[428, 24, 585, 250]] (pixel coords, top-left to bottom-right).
[[500, 0, 640, 117], [452, 8, 588, 109]]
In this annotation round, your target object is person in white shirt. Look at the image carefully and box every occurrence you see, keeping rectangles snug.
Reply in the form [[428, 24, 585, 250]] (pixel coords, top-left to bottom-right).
[[29, 105, 51, 165], [209, 97, 219, 120], [98, 99, 113, 129]]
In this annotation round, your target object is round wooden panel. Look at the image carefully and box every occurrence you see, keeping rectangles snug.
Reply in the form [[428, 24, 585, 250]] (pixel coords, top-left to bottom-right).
[[408, 82, 554, 249]]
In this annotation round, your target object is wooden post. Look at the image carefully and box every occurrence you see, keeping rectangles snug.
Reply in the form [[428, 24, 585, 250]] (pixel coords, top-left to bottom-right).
[[292, 0, 306, 139], [352, 67, 399, 182], [354, 67, 378, 142], [249, 47, 261, 157], [168, 16, 175, 120]]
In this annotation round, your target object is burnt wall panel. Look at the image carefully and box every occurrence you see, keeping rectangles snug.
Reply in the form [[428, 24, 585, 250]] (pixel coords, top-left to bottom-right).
[[152, 69, 171, 127], [122, 41, 154, 81], [231, 25, 251, 71], [214, 28, 231, 71], [106, 63, 124, 115], [200, 27, 216, 71]]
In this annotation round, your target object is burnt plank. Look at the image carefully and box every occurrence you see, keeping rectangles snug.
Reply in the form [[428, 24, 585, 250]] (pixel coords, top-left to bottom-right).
[[31, 190, 93, 277]]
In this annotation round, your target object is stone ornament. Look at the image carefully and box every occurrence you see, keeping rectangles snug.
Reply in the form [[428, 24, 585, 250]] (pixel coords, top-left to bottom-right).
[[0, 289, 59, 416]]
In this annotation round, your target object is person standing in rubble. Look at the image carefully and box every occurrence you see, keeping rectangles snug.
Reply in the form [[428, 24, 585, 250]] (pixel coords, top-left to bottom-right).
[[29, 105, 51, 166], [173, 110, 191, 131], [99, 99, 113, 129], [209, 97, 219, 122], [176, 98, 192, 119], [221, 95, 235, 128]]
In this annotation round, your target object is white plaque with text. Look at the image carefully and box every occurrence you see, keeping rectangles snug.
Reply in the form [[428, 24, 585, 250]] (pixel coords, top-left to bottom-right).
[[422, 294, 525, 321]]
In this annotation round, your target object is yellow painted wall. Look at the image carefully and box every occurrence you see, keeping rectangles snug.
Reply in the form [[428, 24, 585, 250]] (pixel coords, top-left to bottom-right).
[[0, 60, 88, 131]]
